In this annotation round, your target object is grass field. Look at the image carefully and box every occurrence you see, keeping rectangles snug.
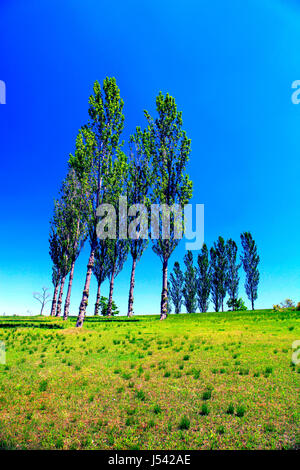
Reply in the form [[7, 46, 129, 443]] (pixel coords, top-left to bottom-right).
[[0, 309, 299, 450]]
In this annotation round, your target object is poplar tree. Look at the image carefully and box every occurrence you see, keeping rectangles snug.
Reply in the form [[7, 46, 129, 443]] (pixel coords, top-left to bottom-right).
[[69, 78, 125, 327], [183, 250, 197, 313], [210, 237, 227, 312], [168, 261, 184, 314], [92, 241, 110, 316], [225, 239, 241, 311], [49, 201, 71, 317], [196, 243, 211, 313], [49, 232, 62, 316], [145, 92, 193, 319], [240, 232, 260, 310], [127, 127, 153, 317], [100, 153, 129, 317], [60, 170, 88, 320]]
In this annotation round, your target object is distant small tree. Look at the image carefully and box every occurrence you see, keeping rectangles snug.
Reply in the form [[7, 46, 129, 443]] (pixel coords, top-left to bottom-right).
[[240, 232, 260, 310], [183, 251, 197, 313], [227, 297, 247, 311], [99, 296, 119, 316], [280, 299, 295, 309], [196, 244, 211, 312], [169, 262, 184, 314], [225, 239, 241, 310], [33, 287, 51, 315]]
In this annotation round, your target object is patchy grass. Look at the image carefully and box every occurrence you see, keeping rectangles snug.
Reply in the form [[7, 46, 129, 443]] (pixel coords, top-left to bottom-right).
[[0, 309, 299, 450]]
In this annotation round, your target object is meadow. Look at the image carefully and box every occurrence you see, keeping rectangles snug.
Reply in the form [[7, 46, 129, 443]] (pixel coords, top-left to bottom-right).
[[0, 309, 299, 450]]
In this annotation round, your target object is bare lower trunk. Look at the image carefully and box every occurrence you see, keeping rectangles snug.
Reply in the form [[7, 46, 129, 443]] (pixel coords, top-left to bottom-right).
[[76, 245, 95, 327], [50, 281, 59, 316], [56, 275, 66, 317], [251, 296, 254, 310], [63, 260, 75, 320], [222, 299, 224, 312], [107, 270, 115, 317], [127, 257, 137, 317], [160, 259, 168, 320], [94, 281, 101, 316]]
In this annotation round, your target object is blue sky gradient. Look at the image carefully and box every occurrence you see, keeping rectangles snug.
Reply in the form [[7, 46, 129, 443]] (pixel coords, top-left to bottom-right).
[[0, 0, 299, 315]]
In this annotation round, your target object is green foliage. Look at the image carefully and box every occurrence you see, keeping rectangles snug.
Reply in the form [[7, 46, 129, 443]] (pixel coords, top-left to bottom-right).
[[225, 239, 241, 310], [202, 390, 212, 400], [240, 232, 260, 310], [183, 251, 197, 313], [99, 296, 119, 316], [227, 297, 247, 311], [226, 403, 235, 415], [127, 126, 153, 262], [144, 92, 193, 318], [236, 405, 246, 417], [200, 404, 210, 415], [169, 262, 184, 314], [196, 244, 211, 313], [178, 416, 190, 430], [210, 237, 228, 312]]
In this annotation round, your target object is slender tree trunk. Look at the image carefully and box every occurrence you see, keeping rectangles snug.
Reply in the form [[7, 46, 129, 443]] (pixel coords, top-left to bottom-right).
[[107, 269, 116, 317], [56, 275, 66, 317], [40, 303, 45, 316], [76, 244, 96, 327], [127, 257, 137, 317], [94, 281, 101, 316], [222, 299, 224, 312], [50, 280, 59, 316], [63, 259, 75, 320], [251, 296, 254, 311], [160, 258, 168, 320]]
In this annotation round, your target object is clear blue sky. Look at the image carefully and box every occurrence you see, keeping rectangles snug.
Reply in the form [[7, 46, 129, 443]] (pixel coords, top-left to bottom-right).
[[0, 0, 299, 315]]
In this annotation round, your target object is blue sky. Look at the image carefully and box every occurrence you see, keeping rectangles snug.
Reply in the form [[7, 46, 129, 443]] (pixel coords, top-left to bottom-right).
[[0, 0, 300, 315]]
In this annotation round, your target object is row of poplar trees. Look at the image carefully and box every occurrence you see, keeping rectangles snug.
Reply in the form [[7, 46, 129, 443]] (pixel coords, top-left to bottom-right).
[[168, 233, 260, 313], [49, 77, 193, 327]]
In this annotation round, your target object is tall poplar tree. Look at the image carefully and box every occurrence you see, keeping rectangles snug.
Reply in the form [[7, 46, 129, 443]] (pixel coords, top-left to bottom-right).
[[49, 200, 72, 317], [92, 241, 111, 316], [182, 250, 197, 313], [168, 261, 184, 314], [225, 239, 241, 311], [210, 237, 227, 312], [145, 92, 193, 319], [100, 152, 129, 317], [60, 170, 88, 320], [240, 232, 260, 310], [49, 233, 62, 317], [69, 78, 125, 327], [127, 127, 153, 317], [196, 243, 211, 313]]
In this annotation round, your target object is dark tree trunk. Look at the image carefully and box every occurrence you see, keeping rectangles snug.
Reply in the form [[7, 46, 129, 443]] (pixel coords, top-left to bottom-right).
[[127, 257, 137, 317], [50, 280, 59, 316], [76, 244, 95, 327], [251, 296, 254, 310], [107, 269, 116, 317], [160, 258, 168, 320], [56, 275, 66, 317], [94, 281, 101, 316], [63, 259, 75, 320]]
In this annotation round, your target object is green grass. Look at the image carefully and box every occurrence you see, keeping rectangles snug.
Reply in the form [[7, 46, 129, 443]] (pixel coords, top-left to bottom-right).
[[0, 309, 299, 450]]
